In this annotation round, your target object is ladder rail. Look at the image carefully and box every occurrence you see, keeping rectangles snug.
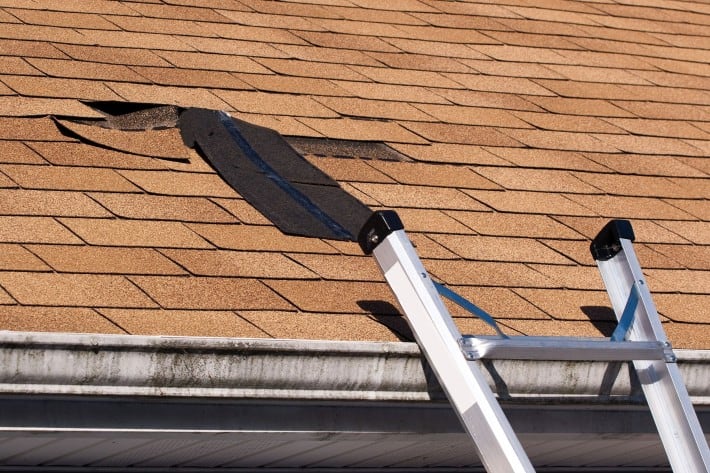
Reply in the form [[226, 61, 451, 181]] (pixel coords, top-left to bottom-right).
[[593, 221, 710, 473], [359, 211, 535, 473]]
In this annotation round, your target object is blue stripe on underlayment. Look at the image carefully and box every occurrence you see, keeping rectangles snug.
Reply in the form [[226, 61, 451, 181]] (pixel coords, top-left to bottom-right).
[[217, 111, 352, 240]]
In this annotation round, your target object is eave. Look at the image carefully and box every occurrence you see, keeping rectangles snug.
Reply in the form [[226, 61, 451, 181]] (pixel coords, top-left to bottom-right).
[[1, 331, 708, 471]]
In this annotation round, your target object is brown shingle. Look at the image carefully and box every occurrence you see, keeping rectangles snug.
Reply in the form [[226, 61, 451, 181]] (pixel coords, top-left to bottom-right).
[[55, 120, 192, 160], [445, 73, 555, 96], [0, 117, 72, 141], [366, 51, 473, 73], [402, 123, 523, 147], [387, 208, 471, 234], [573, 173, 702, 199], [240, 310, 401, 342], [330, 80, 449, 104], [210, 198, 271, 225], [654, 294, 710, 324], [513, 111, 623, 134], [27, 245, 185, 275], [504, 319, 613, 339], [565, 194, 695, 220], [645, 269, 710, 294], [426, 260, 553, 287], [59, 218, 213, 248], [0, 306, 125, 334], [304, 157, 395, 183], [514, 288, 614, 321], [351, 182, 488, 210], [131, 66, 250, 90], [0, 189, 110, 217], [98, 308, 269, 337], [160, 249, 317, 279], [0, 96, 104, 119], [1, 75, 122, 101], [88, 193, 237, 223], [55, 44, 170, 67], [0, 216, 82, 244], [294, 31, 399, 53], [286, 254, 383, 282], [159, 51, 270, 74], [369, 161, 501, 189], [526, 97, 632, 117], [501, 129, 618, 153], [414, 104, 532, 128], [215, 90, 338, 117], [593, 134, 705, 156], [0, 39, 68, 59], [264, 279, 398, 314], [528, 264, 606, 290], [445, 286, 549, 320], [105, 83, 230, 110], [28, 142, 166, 170], [315, 96, 432, 121], [446, 211, 584, 239], [27, 58, 147, 83], [474, 167, 599, 193], [0, 272, 157, 308], [0, 243, 50, 271], [130, 276, 293, 310], [118, 170, 237, 197], [583, 153, 705, 178], [0, 142, 45, 165], [298, 117, 428, 143], [391, 143, 508, 165], [485, 147, 607, 171], [187, 223, 338, 253], [431, 234, 572, 264], [656, 221, 710, 245], [0, 165, 140, 192], [463, 189, 591, 216], [556, 216, 690, 244]]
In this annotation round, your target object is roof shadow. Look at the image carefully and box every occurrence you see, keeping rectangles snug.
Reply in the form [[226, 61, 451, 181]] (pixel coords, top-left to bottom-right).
[[357, 300, 412, 342]]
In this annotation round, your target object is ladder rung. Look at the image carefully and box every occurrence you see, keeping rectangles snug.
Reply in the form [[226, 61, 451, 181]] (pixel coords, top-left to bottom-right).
[[460, 336, 668, 361]]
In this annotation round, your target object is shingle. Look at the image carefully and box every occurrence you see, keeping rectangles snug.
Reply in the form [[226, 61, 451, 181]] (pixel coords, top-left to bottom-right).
[[298, 117, 428, 143], [471, 45, 569, 64], [501, 129, 618, 153], [1, 76, 122, 101], [461, 59, 563, 80], [187, 223, 338, 253], [287, 254, 383, 282], [514, 288, 614, 321], [666, 199, 710, 220], [26, 58, 146, 83], [1, 142, 48, 166], [256, 58, 367, 81], [556, 216, 691, 244], [215, 90, 339, 117], [0, 171, 15, 188], [645, 269, 710, 294], [118, 170, 237, 197], [445, 74, 555, 96], [379, 37, 488, 59], [528, 264, 606, 290], [474, 167, 599, 193], [444, 286, 549, 320], [485, 148, 607, 172], [526, 97, 633, 117], [446, 211, 584, 239], [131, 276, 293, 310], [426, 260, 553, 287], [351, 182, 488, 210], [88, 193, 237, 223], [463, 189, 591, 216], [0, 117, 72, 141], [209, 198, 271, 225], [582, 153, 705, 178], [573, 173, 702, 199], [304, 157, 395, 183], [402, 123, 524, 147], [294, 30, 398, 52], [410, 234, 459, 259], [102, 15, 218, 37], [0, 243, 50, 271], [385, 208, 471, 234], [160, 249, 317, 279], [504, 319, 614, 339], [613, 100, 710, 121], [0, 96, 104, 118], [0, 216, 82, 244], [654, 294, 710, 324], [105, 83, 230, 110], [131, 66, 250, 90], [592, 134, 705, 156], [414, 104, 532, 128], [125, 2, 235, 21], [264, 279, 398, 314], [0, 272, 157, 308], [55, 44, 170, 67], [603, 118, 710, 140], [369, 161, 501, 189], [432, 234, 572, 264], [240, 310, 401, 342], [0, 189, 110, 217], [366, 51, 472, 73], [274, 44, 379, 66], [644, 244, 710, 270], [390, 143, 508, 166], [332, 80, 449, 104], [0, 56, 42, 75], [0, 165, 140, 193], [27, 142, 166, 170], [27, 245, 186, 275], [59, 218, 213, 248], [0, 306, 125, 334], [0, 287, 13, 305], [513, 111, 623, 134], [158, 50, 270, 74], [565, 194, 695, 220], [0, 39, 68, 59], [99, 308, 267, 337], [656, 221, 710, 245]]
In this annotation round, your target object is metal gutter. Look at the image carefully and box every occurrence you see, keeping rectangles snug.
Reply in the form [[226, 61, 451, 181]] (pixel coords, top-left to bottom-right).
[[1, 331, 708, 404]]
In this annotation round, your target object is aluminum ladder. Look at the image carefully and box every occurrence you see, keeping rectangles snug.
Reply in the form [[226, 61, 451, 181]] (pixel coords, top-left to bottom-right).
[[358, 210, 710, 473]]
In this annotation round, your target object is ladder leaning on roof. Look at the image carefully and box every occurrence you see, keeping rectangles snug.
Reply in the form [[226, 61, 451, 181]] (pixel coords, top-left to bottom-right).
[[357, 210, 710, 473]]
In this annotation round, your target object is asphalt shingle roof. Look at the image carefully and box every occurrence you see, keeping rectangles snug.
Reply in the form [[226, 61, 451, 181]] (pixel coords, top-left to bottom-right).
[[0, 0, 708, 348]]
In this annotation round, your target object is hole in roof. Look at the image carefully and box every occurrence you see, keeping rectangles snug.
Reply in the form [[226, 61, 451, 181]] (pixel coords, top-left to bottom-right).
[[53, 102, 375, 241], [287, 137, 411, 162]]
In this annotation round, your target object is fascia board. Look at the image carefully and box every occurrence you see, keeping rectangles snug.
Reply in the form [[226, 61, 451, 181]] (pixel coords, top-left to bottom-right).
[[0, 331, 708, 405]]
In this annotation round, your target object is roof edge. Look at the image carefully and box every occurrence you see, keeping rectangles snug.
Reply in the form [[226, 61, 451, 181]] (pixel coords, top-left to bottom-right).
[[1, 331, 708, 404]]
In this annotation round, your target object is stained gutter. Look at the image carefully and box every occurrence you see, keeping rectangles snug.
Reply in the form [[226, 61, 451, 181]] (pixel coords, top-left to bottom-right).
[[1, 331, 708, 404]]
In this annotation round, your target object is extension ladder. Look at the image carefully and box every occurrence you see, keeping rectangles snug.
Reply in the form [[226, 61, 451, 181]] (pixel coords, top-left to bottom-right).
[[358, 210, 710, 473]]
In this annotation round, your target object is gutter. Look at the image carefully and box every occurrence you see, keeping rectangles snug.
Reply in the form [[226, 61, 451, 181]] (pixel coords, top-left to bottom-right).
[[1, 331, 708, 405]]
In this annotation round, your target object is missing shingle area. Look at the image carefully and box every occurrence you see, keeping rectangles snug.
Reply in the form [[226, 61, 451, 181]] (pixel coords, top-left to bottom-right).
[[286, 137, 412, 162], [57, 102, 373, 241]]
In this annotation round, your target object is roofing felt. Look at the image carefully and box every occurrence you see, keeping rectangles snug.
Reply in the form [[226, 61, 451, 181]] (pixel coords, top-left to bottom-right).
[[0, 0, 707, 349]]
